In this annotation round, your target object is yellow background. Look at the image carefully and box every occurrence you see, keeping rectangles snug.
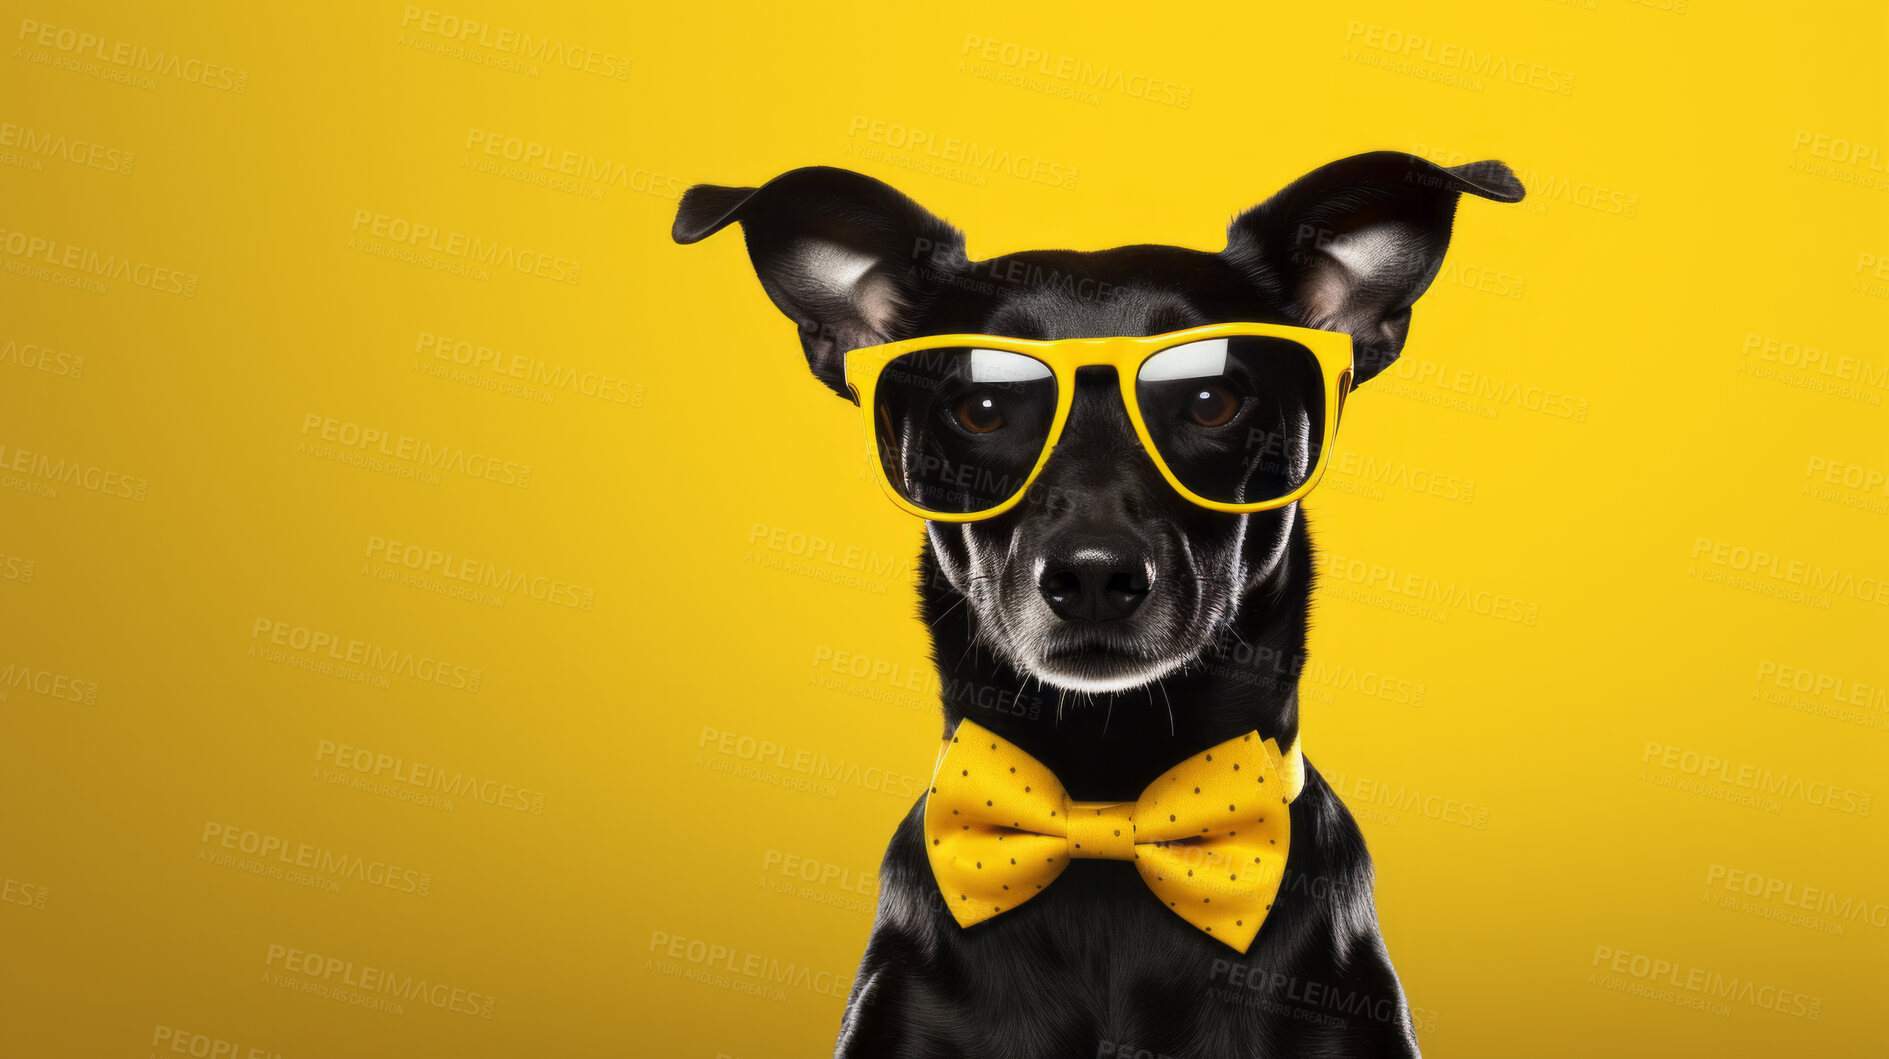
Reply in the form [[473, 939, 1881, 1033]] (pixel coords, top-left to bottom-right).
[[4, 1, 1886, 1055]]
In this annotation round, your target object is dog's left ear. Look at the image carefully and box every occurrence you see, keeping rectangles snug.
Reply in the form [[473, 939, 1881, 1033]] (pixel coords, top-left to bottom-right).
[[672, 166, 968, 399], [1222, 151, 1524, 384]]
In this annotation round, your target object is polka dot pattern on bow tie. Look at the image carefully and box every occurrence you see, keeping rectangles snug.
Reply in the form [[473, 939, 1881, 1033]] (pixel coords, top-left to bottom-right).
[[924, 721, 1298, 953]]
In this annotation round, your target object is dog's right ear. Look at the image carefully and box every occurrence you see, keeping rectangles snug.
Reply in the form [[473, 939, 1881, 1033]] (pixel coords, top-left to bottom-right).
[[1221, 151, 1525, 386], [672, 166, 967, 399]]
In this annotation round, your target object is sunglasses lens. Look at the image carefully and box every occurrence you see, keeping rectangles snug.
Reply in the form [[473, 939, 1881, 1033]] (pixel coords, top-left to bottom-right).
[[873, 348, 1058, 515], [1134, 336, 1327, 506]]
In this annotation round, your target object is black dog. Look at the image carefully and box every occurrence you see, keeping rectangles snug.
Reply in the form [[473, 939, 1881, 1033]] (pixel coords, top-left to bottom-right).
[[674, 152, 1523, 1058]]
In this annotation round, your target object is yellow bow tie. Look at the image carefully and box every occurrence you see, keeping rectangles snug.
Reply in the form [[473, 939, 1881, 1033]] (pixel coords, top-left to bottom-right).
[[923, 720, 1305, 953]]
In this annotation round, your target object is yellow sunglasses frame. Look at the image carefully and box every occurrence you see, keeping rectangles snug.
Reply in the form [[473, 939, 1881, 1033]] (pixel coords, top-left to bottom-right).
[[843, 321, 1355, 522]]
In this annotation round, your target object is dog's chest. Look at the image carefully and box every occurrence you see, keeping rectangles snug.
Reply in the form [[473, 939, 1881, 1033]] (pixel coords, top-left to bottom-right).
[[898, 841, 1287, 1047]]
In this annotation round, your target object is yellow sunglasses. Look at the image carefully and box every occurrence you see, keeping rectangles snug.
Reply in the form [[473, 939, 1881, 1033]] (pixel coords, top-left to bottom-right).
[[844, 322, 1354, 522]]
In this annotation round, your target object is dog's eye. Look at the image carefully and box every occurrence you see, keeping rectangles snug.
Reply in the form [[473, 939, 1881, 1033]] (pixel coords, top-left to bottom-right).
[[953, 394, 1006, 434], [1187, 384, 1241, 427]]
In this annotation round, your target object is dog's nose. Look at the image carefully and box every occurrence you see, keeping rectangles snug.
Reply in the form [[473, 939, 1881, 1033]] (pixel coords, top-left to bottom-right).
[[1038, 550, 1151, 623]]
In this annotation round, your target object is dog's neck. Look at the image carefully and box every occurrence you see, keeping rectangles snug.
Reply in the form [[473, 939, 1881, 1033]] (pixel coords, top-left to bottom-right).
[[919, 518, 1313, 803]]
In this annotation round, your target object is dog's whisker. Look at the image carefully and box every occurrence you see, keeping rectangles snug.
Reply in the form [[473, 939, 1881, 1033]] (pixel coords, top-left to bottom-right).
[[954, 618, 981, 669], [928, 595, 967, 629]]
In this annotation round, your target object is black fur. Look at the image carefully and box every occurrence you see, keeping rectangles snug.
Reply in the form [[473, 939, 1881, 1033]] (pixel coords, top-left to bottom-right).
[[675, 153, 1523, 1058]]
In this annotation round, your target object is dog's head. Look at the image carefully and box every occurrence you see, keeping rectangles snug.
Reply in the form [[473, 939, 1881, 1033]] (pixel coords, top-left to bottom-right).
[[675, 152, 1522, 694]]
